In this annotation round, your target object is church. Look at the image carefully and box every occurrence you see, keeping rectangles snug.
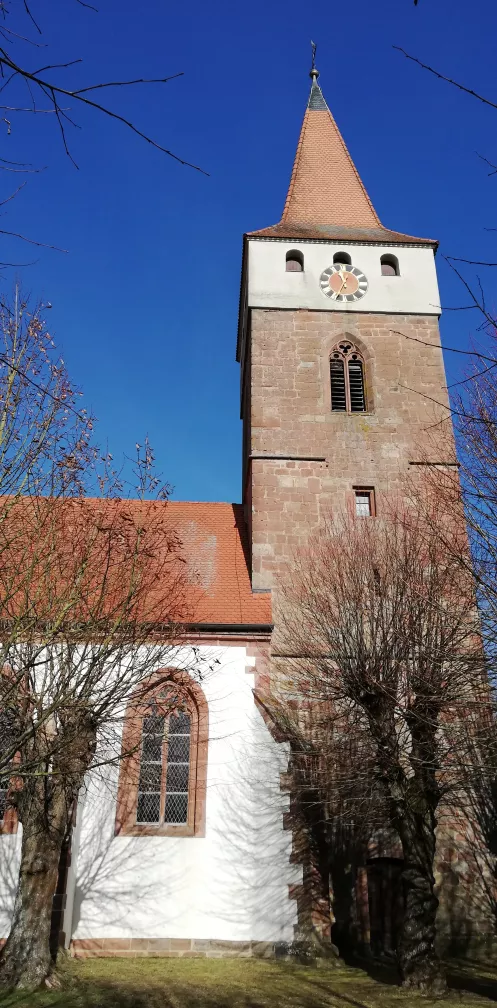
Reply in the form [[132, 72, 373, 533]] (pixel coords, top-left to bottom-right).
[[0, 65, 461, 958]]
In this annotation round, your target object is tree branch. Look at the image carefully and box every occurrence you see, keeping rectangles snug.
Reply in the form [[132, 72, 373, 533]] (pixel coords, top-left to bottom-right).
[[0, 50, 209, 175]]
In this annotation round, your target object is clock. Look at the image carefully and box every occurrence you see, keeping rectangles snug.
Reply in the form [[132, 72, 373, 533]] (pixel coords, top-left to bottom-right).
[[319, 264, 368, 302]]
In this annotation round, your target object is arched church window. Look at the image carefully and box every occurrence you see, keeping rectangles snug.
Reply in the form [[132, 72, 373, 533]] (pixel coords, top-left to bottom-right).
[[381, 254, 399, 276], [333, 251, 352, 266], [115, 671, 208, 837], [330, 343, 366, 413], [286, 250, 304, 272]]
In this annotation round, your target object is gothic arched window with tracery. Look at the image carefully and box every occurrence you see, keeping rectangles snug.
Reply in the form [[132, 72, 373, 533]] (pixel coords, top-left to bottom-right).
[[330, 342, 366, 413], [115, 671, 208, 838]]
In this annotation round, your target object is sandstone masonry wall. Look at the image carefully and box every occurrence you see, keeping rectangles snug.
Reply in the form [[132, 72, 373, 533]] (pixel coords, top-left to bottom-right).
[[244, 309, 455, 591]]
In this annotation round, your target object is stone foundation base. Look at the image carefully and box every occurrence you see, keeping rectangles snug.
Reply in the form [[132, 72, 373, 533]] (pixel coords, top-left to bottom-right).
[[70, 938, 281, 959]]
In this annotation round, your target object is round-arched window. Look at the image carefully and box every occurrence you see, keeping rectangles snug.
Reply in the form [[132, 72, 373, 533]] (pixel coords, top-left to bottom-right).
[[333, 251, 352, 266], [286, 250, 304, 272], [381, 254, 399, 276]]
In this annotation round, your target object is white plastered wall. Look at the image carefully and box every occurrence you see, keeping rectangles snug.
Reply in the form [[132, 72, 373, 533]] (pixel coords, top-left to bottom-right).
[[248, 239, 441, 315], [67, 644, 299, 944], [0, 835, 20, 937]]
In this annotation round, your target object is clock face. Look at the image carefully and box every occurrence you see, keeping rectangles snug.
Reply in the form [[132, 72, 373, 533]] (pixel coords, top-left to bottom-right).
[[319, 264, 368, 302]]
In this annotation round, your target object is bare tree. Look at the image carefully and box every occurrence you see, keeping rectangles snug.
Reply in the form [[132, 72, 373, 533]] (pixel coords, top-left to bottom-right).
[[0, 493, 197, 991], [404, 331, 497, 934], [274, 510, 486, 994], [0, 292, 199, 990]]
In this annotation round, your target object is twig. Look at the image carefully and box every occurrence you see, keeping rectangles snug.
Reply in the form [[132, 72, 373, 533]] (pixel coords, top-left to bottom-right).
[[0, 181, 26, 206], [446, 256, 497, 267], [476, 153, 497, 177], [0, 228, 67, 252], [74, 72, 184, 95], [23, 0, 42, 35], [0, 105, 70, 113], [0, 351, 89, 422], [393, 46, 497, 112], [390, 330, 497, 365], [443, 257, 497, 333]]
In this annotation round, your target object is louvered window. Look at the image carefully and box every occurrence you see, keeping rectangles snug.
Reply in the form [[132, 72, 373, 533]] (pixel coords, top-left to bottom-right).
[[348, 358, 365, 412], [330, 343, 367, 413], [330, 358, 347, 411]]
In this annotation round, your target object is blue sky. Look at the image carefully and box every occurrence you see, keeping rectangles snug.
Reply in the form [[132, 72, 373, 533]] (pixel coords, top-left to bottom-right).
[[2, 0, 497, 502]]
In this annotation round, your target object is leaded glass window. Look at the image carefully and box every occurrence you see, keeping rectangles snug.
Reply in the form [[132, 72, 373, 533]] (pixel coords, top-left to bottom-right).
[[116, 673, 208, 838], [165, 713, 191, 824], [136, 709, 191, 827], [136, 714, 164, 824]]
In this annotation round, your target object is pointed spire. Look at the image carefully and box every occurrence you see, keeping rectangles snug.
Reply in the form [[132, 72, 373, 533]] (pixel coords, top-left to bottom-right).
[[248, 58, 436, 246], [280, 59, 381, 231]]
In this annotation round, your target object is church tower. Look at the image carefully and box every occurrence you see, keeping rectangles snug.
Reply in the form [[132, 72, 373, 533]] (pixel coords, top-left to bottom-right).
[[237, 65, 451, 592]]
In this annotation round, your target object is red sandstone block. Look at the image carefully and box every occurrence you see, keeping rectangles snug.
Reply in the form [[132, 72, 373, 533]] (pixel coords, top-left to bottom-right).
[[110, 950, 144, 958], [146, 939, 173, 950], [72, 938, 104, 950]]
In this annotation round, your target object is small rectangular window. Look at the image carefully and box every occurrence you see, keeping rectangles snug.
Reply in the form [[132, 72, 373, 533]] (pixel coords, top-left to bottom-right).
[[354, 488, 375, 517]]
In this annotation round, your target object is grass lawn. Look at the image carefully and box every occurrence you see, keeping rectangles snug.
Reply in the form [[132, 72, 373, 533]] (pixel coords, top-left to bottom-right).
[[0, 958, 496, 1008]]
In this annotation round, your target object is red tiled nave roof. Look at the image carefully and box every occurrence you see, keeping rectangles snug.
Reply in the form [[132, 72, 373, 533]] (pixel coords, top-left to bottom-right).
[[167, 501, 271, 627], [0, 496, 270, 631]]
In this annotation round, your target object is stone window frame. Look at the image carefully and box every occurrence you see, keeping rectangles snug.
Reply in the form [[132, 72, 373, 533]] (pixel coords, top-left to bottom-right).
[[115, 669, 208, 838], [322, 331, 374, 415], [329, 341, 367, 414]]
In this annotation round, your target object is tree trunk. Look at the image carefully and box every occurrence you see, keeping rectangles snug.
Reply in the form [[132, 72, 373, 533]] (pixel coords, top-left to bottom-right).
[[397, 804, 445, 993], [0, 713, 95, 990], [366, 700, 446, 993], [0, 792, 69, 990], [395, 701, 446, 995]]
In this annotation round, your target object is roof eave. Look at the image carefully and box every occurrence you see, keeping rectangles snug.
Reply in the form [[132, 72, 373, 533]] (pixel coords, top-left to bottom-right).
[[246, 225, 438, 249]]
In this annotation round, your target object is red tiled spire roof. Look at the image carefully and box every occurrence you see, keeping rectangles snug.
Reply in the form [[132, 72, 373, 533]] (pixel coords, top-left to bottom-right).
[[249, 74, 436, 247]]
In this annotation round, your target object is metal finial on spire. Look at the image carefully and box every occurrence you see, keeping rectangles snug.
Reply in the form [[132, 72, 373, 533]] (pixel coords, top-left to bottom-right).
[[310, 41, 319, 85]]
